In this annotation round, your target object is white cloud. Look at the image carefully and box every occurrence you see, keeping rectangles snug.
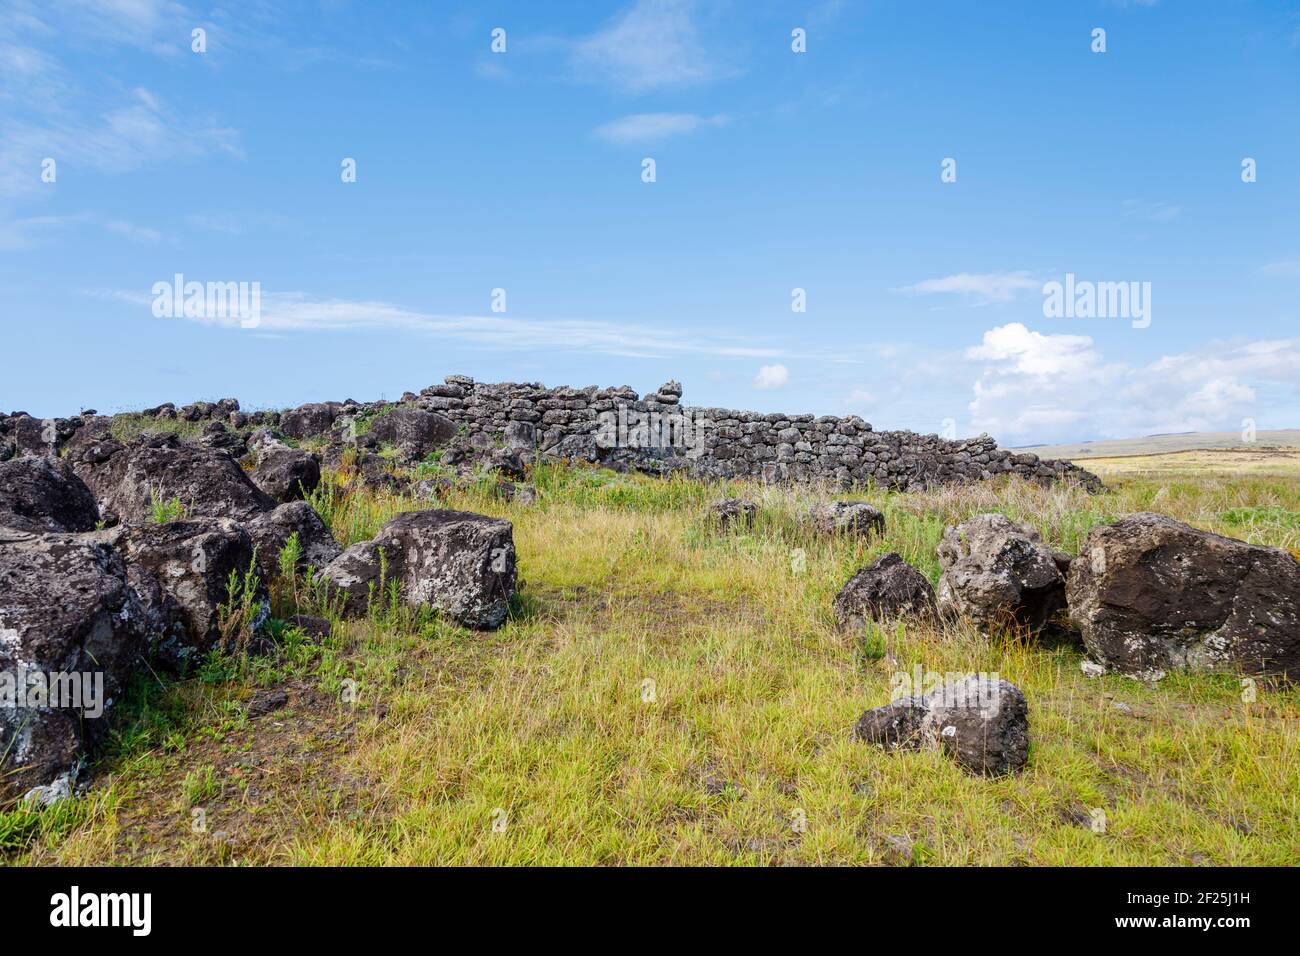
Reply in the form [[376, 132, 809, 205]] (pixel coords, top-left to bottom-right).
[[97, 289, 910, 365], [1121, 199, 1181, 222], [0, 211, 164, 248], [896, 271, 1040, 304], [1260, 259, 1300, 278], [95, 289, 836, 362], [965, 323, 1098, 378], [102, 218, 163, 242], [573, 0, 732, 92], [593, 112, 727, 144], [0, 83, 242, 199], [753, 364, 790, 389], [52, 0, 192, 54], [960, 322, 1300, 443]]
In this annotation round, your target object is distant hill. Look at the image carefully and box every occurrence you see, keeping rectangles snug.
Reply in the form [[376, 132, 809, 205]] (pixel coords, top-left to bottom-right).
[[1014, 429, 1300, 460]]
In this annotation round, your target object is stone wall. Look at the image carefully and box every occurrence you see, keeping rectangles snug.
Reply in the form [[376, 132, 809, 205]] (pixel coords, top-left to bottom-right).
[[410, 377, 1102, 492], [0, 377, 1103, 492]]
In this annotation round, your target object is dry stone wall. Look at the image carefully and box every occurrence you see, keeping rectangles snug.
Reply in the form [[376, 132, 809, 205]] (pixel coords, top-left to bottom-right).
[[414, 377, 1102, 491], [0, 377, 1103, 492]]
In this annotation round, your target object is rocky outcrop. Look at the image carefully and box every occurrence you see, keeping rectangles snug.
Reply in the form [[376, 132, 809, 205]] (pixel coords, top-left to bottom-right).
[[0, 457, 100, 533], [102, 519, 269, 670], [279, 402, 339, 441], [854, 675, 1030, 776], [363, 408, 456, 461], [808, 501, 885, 536], [319, 509, 516, 629], [1068, 513, 1300, 678], [936, 513, 1067, 636], [833, 552, 938, 628], [0, 532, 147, 795], [251, 446, 322, 503], [245, 501, 342, 579], [73, 433, 275, 525]]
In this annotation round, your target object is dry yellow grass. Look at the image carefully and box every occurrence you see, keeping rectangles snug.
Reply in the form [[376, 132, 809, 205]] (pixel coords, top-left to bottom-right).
[[1084, 447, 1300, 480]]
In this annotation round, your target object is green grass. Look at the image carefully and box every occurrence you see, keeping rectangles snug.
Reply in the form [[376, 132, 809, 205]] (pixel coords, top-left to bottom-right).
[[5, 456, 1298, 866], [148, 487, 186, 524], [109, 414, 209, 444]]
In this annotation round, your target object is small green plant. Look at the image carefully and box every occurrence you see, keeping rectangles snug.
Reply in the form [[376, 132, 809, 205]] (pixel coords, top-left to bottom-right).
[[858, 621, 889, 664], [197, 647, 238, 685], [182, 765, 219, 805], [217, 559, 267, 654], [149, 487, 186, 524], [276, 532, 304, 613]]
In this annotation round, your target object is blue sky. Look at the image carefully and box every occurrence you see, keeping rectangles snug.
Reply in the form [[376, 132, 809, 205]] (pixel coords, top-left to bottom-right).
[[2, 0, 1298, 444]]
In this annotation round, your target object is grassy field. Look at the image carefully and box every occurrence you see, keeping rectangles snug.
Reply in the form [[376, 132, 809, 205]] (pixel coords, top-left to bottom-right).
[[4, 450, 1298, 866], [1081, 447, 1300, 481], [1015, 430, 1300, 460]]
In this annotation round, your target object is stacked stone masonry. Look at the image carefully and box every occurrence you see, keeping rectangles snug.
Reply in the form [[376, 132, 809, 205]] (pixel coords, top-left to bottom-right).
[[0, 377, 1102, 492]]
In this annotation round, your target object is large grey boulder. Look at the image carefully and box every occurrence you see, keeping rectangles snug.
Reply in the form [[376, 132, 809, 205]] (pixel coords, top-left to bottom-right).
[[279, 402, 338, 440], [502, 420, 537, 451], [102, 518, 269, 670], [854, 675, 1030, 776], [251, 446, 321, 503], [808, 501, 885, 536], [1069, 513, 1300, 678], [0, 457, 100, 533], [245, 501, 342, 580], [365, 407, 456, 459], [833, 552, 938, 629], [319, 509, 516, 629], [936, 513, 1066, 635], [0, 532, 147, 795], [74, 434, 275, 525]]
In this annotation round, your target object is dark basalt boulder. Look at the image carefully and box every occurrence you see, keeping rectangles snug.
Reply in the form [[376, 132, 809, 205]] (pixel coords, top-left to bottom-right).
[[364, 407, 456, 460], [936, 513, 1066, 636], [0, 457, 100, 534], [252, 446, 322, 503], [1069, 513, 1300, 678], [245, 501, 342, 580], [74, 434, 275, 525], [854, 675, 1030, 776], [197, 420, 248, 458], [833, 552, 938, 629], [0, 532, 147, 795], [279, 402, 339, 441], [319, 509, 516, 629], [5, 413, 70, 457], [101, 518, 269, 670]]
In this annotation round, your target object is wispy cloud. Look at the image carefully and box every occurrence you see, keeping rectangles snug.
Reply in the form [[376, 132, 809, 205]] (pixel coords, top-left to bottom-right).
[[0, 211, 164, 249], [896, 271, 1041, 304], [573, 0, 735, 92], [593, 111, 727, 144], [0, 86, 242, 199], [956, 322, 1300, 442], [1259, 258, 1300, 278], [95, 289, 853, 362], [1121, 199, 1181, 222]]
